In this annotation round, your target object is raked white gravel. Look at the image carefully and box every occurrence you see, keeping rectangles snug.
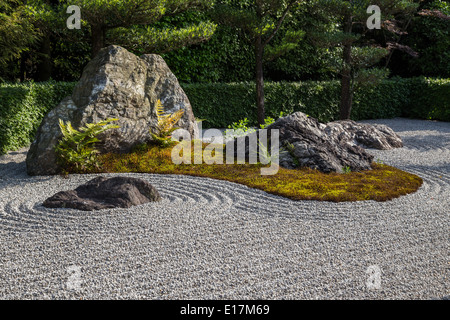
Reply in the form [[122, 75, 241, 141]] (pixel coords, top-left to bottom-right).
[[0, 118, 448, 299]]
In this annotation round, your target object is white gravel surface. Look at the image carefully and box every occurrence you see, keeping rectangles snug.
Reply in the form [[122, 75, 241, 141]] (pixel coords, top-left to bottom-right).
[[0, 118, 448, 300]]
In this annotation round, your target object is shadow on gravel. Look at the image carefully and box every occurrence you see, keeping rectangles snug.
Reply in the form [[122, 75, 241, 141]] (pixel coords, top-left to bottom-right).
[[402, 134, 450, 150], [362, 118, 450, 133], [0, 159, 54, 191]]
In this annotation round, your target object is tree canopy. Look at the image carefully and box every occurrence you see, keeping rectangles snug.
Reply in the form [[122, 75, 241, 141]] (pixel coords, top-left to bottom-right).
[[0, 0, 40, 67], [211, 0, 306, 124]]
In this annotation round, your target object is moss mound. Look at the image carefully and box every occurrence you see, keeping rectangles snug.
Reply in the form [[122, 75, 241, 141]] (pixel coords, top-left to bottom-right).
[[89, 143, 423, 203]]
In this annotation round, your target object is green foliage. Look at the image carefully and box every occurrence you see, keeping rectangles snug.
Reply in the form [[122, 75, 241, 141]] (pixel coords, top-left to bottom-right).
[[224, 117, 256, 139], [150, 99, 185, 147], [0, 81, 76, 155], [183, 77, 449, 127], [254, 139, 287, 166], [260, 116, 275, 129], [399, 0, 450, 78], [310, 0, 418, 118], [227, 118, 253, 132], [0, 78, 447, 155], [405, 77, 450, 121], [70, 0, 216, 56], [211, 0, 306, 123], [128, 3, 333, 83], [183, 80, 341, 127], [0, 0, 40, 67], [55, 118, 120, 173], [351, 77, 410, 120], [224, 113, 280, 139], [109, 20, 217, 54], [342, 166, 351, 174], [161, 23, 255, 83]]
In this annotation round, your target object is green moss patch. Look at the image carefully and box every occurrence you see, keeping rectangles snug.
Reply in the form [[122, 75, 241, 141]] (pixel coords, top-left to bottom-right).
[[91, 143, 423, 203]]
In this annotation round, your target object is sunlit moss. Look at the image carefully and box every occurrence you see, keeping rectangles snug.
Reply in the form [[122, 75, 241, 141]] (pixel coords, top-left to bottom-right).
[[95, 144, 423, 202]]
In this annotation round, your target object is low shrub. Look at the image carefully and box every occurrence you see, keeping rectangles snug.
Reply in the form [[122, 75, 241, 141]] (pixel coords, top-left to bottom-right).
[[55, 118, 120, 174], [183, 80, 341, 128], [150, 99, 185, 148], [184, 78, 443, 128]]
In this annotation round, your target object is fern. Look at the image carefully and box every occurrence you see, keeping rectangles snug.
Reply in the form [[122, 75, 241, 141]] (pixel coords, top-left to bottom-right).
[[342, 166, 352, 174], [151, 99, 184, 147], [55, 118, 120, 173]]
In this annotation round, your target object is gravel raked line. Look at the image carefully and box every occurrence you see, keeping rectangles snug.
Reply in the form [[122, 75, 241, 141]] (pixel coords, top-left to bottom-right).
[[0, 118, 448, 299]]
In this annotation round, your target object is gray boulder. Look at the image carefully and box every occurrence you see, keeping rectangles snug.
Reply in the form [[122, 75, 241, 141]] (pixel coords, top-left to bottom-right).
[[269, 113, 374, 173], [325, 120, 403, 150], [27, 45, 198, 175], [227, 112, 403, 173], [43, 176, 161, 211]]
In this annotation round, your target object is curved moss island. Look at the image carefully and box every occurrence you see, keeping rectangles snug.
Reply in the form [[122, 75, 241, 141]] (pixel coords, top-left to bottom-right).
[[92, 144, 423, 203]]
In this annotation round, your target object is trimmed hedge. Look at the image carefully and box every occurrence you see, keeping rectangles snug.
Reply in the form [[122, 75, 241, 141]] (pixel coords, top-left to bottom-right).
[[0, 81, 77, 154], [404, 78, 450, 121], [185, 78, 448, 128], [184, 81, 340, 128], [0, 78, 448, 154]]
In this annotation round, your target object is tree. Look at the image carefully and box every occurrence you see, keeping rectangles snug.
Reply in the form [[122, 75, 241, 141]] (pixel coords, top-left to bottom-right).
[[310, 0, 417, 120], [211, 0, 305, 125], [24, 0, 63, 81], [68, 0, 217, 58], [2, 0, 217, 81], [388, 0, 450, 78], [0, 0, 40, 70]]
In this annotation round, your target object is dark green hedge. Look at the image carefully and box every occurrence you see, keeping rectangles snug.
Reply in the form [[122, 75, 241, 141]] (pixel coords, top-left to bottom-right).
[[184, 81, 341, 128], [0, 81, 77, 155], [0, 77, 448, 154], [185, 77, 448, 128], [404, 78, 450, 121]]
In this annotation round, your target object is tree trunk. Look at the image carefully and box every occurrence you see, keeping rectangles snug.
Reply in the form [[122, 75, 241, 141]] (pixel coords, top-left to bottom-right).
[[91, 25, 105, 58], [340, 14, 353, 120], [36, 35, 52, 82], [20, 53, 27, 82], [339, 45, 353, 120], [255, 35, 265, 126]]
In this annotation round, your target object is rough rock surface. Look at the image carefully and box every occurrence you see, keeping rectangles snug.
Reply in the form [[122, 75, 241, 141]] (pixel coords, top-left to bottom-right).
[[27, 45, 198, 175], [271, 113, 375, 172], [228, 112, 402, 173], [43, 176, 161, 211], [325, 120, 403, 150]]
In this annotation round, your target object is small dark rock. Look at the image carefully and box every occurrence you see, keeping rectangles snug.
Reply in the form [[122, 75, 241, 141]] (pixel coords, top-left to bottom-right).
[[43, 176, 161, 211]]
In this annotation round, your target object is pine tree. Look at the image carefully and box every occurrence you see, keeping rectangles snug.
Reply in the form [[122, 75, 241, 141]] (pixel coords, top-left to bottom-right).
[[0, 0, 40, 68], [68, 0, 217, 58], [211, 0, 305, 125], [310, 0, 418, 120]]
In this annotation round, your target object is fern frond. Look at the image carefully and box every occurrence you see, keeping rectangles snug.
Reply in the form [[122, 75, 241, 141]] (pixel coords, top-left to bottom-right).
[[55, 118, 120, 173]]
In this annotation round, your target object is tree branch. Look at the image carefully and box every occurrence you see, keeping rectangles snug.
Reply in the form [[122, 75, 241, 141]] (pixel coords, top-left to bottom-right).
[[262, 0, 299, 48]]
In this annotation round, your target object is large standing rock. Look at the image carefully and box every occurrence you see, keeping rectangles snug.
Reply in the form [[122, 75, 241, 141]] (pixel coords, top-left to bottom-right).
[[227, 112, 403, 173], [43, 176, 161, 211], [27, 45, 198, 175]]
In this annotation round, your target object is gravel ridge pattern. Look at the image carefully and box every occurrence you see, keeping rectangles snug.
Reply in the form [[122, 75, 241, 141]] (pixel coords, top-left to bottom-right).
[[0, 118, 448, 299]]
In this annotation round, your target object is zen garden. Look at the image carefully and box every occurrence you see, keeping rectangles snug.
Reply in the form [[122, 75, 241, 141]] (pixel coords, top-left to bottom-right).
[[0, 0, 448, 302]]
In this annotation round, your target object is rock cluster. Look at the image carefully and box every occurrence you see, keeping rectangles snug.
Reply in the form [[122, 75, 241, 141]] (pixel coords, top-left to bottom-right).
[[229, 112, 403, 173]]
